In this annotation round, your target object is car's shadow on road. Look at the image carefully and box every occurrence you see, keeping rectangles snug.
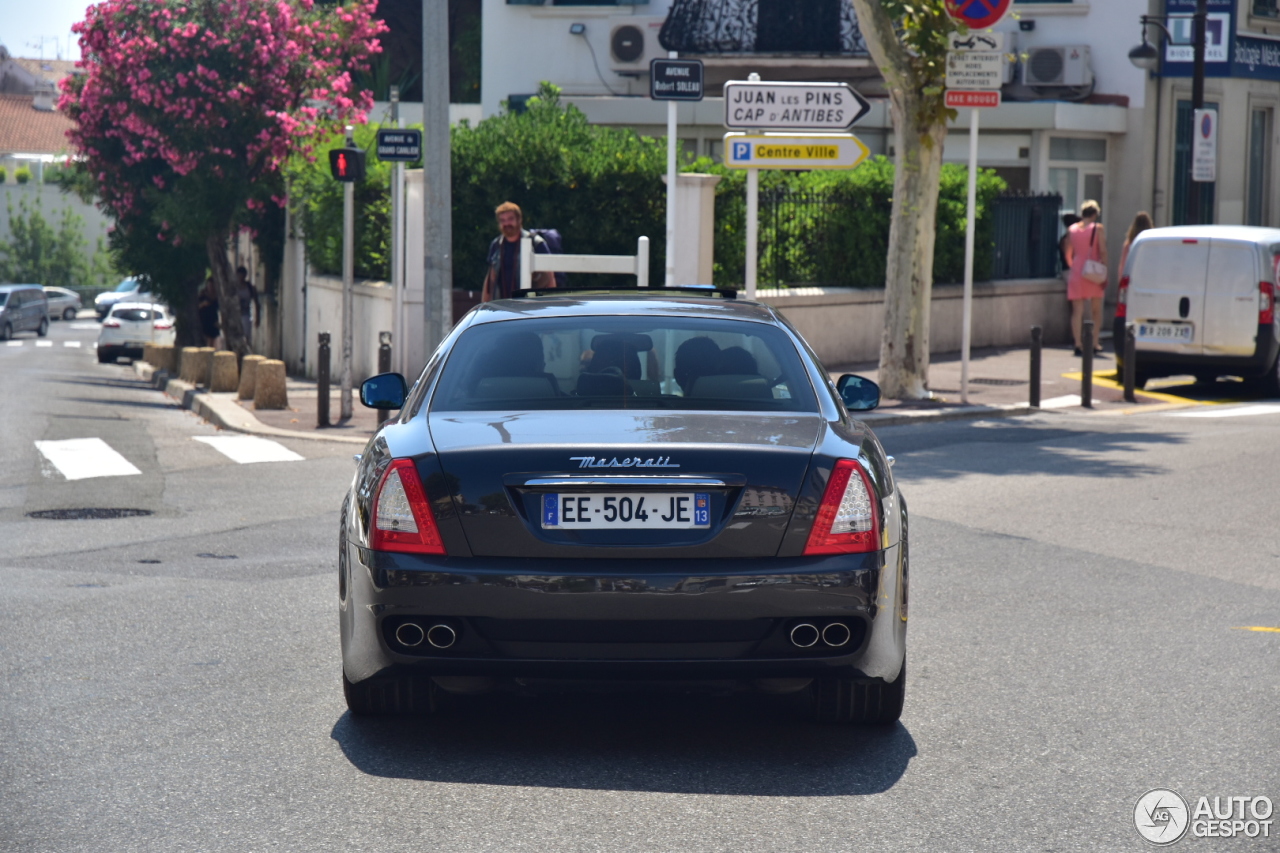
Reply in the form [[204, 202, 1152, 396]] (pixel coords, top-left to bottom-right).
[[330, 689, 916, 796]]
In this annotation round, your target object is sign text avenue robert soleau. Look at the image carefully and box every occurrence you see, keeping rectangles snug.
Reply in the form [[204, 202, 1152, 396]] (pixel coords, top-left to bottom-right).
[[723, 81, 871, 132]]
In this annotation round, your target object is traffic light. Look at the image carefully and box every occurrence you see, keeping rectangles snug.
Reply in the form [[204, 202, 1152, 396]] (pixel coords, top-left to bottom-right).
[[328, 147, 367, 182]]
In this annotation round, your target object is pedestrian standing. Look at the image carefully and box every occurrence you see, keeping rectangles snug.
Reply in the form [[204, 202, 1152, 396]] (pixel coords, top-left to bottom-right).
[[1118, 211, 1153, 275], [481, 202, 555, 302], [235, 265, 261, 343], [197, 276, 221, 348], [1064, 200, 1108, 357]]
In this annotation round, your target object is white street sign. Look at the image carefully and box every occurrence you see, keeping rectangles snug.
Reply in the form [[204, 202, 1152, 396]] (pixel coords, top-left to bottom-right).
[[1193, 108, 1218, 183], [948, 31, 1006, 53], [724, 133, 871, 170], [945, 51, 1004, 90], [723, 81, 871, 131]]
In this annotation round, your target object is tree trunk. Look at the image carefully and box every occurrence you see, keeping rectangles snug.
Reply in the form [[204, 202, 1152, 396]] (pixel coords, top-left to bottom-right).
[[847, 0, 951, 400], [206, 232, 248, 357], [879, 95, 947, 400]]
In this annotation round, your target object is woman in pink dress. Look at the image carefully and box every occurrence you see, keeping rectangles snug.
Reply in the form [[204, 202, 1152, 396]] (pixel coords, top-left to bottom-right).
[[1064, 200, 1108, 356]]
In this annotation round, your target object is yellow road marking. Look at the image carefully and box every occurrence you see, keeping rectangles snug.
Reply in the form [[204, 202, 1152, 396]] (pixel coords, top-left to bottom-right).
[[1233, 626, 1280, 633], [1058, 370, 1209, 406]]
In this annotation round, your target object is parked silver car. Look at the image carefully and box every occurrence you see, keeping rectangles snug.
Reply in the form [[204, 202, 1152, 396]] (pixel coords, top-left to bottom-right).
[[94, 277, 152, 319], [0, 284, 50, 340], [43, 286, 83, 321]]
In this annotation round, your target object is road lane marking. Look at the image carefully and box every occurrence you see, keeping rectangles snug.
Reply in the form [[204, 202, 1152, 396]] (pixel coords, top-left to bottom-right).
[[1060, 370, 1222, 406], [1233, 626, 1280, 633], [63, 341, 81, 348], [194, 435, 304, 464], [1167, 404, 1280, 418], [34, 438, 142, 481], [69, 322, 101, 330], [35, 341, 52, 348], [5, 341, 21, 347], [1034, 394, 1102, 408]]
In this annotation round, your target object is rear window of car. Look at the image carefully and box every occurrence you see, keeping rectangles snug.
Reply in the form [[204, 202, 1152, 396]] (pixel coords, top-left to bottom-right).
[[431, 316, 818, 412], [111, 308, 158, 322]]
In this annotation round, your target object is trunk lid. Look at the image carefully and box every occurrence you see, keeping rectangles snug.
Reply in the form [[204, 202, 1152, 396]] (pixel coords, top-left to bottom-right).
[[428, 410, 827, 559], [1128, 237, 1209, 356]]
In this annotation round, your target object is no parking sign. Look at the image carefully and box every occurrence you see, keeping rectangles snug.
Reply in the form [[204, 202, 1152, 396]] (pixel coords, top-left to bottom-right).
[[945, 0, 1012, 30]]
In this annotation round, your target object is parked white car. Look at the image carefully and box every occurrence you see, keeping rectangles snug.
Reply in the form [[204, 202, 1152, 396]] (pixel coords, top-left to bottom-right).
[[97, 301, 174, 364], [1117, 225, 1280, 393], [43, 286, 83, 321]]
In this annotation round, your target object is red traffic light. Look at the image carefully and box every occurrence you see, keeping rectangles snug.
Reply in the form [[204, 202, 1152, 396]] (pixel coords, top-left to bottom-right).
[[328, 147, 367, 182]]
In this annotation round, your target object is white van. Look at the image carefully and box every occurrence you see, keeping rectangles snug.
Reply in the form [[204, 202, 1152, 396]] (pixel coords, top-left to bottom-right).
[[1116, 225, 1280, 392]]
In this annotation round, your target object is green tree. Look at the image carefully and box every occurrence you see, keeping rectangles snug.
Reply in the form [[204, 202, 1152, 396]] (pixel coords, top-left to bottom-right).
[[0, 195, 105, 289], [848, 0, 965, 399]]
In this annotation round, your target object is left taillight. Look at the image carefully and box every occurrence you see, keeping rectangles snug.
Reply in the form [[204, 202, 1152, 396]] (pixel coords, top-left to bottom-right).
[[1260, 281, 1275, 326], [370, 458, 446, 554], [154, 319, 173, 330], [101, 319, 121, 328], [803, 459, 881, 555]]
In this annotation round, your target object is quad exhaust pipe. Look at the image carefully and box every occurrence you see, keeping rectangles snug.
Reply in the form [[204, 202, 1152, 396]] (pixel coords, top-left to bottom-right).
[[394, 621, 458, 650], [790, 621, 853, 649]]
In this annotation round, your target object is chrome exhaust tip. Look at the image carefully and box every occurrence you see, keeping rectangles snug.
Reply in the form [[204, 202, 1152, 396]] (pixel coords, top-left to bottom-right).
[[822, 622, 852, 647], [789, 623, 819, 648], [426, 623, 458, 649], [394, 621, 425, 648]]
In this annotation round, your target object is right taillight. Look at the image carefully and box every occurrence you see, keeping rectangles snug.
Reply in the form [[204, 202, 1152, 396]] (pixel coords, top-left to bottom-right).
[[370, 458, 446, 555], [803, 459, 881, 555], [1260, 281, 1275, 325], [1116, 275, 1130, 319]]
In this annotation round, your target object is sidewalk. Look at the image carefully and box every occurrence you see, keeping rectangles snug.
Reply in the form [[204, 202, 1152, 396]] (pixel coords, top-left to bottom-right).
[[132, 341, 1202, 445]]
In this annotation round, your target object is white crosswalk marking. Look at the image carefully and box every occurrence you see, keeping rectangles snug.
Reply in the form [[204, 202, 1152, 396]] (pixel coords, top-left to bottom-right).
[[5, 340, 21, 347], [1168, 403, 1280, 418], [35, 341, 52, 347], [69, 322, 101, 330], [194, 435, 304, 464], [63, 341, 81, 348], [35, 438, 142, 481]]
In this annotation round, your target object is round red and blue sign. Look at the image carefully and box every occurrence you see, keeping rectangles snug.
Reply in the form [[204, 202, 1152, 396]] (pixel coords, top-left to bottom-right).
[[945, 0, 1012, 30]]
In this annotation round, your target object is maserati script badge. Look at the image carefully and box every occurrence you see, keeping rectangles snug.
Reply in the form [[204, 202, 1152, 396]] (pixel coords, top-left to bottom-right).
[[569, 456, 680, 469]]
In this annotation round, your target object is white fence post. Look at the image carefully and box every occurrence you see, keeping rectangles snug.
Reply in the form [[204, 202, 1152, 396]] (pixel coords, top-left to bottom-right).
[[519, 234, 533, 291], [636, 236, 650, 287]]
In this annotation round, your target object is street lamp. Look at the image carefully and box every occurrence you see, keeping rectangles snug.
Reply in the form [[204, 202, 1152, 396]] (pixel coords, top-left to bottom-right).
[[1130, 0, 1208, 225]]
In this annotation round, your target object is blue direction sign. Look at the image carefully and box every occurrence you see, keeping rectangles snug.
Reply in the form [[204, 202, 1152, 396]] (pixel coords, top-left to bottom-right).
[[945, 0, 1012, 30], [376, 129, 422, 162], [650, 58, 704, 101]]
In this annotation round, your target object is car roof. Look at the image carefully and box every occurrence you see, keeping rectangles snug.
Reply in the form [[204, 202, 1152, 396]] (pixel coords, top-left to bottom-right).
[[0, 283, 43, 291], [1133, 225, 1280, 245], [472, 292, 779, 325], [112, 301, 167, 312]]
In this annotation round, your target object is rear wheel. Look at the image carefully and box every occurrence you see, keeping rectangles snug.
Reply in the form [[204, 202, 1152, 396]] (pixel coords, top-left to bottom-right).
[[37, 317, 48, 337], [1261, 355, 1280, 398], [97, 348, 113, 364], [63, 307, 77, 321], [813, 660, 905, 725], [343, 672, 441, 717], [0, 322, 9, 341]]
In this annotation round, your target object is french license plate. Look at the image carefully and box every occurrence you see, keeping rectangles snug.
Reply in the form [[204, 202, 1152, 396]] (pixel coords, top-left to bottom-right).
[[542, 493, 710, 529], [1136, 322, 1194, 343]]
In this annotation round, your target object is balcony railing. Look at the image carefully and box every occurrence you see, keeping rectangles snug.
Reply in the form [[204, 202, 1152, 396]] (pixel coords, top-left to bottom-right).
[[659, 0, 867, 55]]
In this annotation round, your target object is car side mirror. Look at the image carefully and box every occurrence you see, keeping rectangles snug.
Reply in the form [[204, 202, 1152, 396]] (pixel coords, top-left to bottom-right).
[[359, 373, 408, 410], [836, 374, 880, 412]]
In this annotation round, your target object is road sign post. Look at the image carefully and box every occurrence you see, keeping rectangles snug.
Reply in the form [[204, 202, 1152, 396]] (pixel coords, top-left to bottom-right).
[[651, 57, 704, 289]]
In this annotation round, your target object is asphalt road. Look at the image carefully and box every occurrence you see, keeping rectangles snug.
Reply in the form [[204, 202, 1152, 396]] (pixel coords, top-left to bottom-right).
[[1, 322, 1277, 852]]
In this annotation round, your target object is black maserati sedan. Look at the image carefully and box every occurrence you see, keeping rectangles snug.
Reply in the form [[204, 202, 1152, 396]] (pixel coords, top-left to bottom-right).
[[342, 288, 908, 724]]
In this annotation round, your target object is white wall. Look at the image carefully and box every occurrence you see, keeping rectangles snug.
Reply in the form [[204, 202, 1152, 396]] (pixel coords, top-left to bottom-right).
[[0, 182, 113, 264]]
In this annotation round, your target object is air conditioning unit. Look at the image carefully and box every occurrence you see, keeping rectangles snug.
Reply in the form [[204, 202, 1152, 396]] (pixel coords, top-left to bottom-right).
[[1021, 45, 1093, 87], [608, 16, 667, 74]]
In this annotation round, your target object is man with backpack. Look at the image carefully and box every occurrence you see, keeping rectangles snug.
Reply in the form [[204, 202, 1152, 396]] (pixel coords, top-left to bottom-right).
[[481, 201, 560, 301]]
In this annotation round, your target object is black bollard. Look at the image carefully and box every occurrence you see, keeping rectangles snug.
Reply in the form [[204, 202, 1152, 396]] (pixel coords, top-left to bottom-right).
[[1029, 325, 1042, 408], [377, 331, 393, 423], [1123, 324, 1137, 403], [317, 331, 331, 428], [1081, 320, 1094, 409]]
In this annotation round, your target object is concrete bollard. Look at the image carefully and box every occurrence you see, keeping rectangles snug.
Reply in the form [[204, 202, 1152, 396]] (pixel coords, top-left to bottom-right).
[[195, 347, 215, 388], [210, 351, 239, 392], [179, 347, 202, 384], [253, 359, 288, 410], [150, 344, 176, 374], [238, 354, 266, 400], [143, 343, 155, 366]]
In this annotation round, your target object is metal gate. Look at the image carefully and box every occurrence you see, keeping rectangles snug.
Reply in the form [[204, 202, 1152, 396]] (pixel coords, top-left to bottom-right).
[[991, 192, 1062, 280]]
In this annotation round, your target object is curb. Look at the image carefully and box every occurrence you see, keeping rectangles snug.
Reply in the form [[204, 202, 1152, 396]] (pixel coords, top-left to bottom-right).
[[134, 361, 369, 446], [860, 403, 1036, 427]]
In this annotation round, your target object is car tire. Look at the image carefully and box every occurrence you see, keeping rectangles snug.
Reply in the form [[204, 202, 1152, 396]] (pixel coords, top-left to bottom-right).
[[0, 322, 9, 342], [1261, 356, 1280, 398], [97, 348, 113, 364], [343, 672, 441, 717], [37, 317, 49, 337], [63, 307, 77, 321], [812, 660, 905, 725]]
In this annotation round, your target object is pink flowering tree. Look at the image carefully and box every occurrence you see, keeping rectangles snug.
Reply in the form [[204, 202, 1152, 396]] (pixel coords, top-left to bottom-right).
[[60, 0, 385, 355]]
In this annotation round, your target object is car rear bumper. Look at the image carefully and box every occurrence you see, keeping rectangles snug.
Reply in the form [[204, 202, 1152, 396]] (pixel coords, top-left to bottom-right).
[[1117, 320, 1279, 378], [340, 546, 907, 686]]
